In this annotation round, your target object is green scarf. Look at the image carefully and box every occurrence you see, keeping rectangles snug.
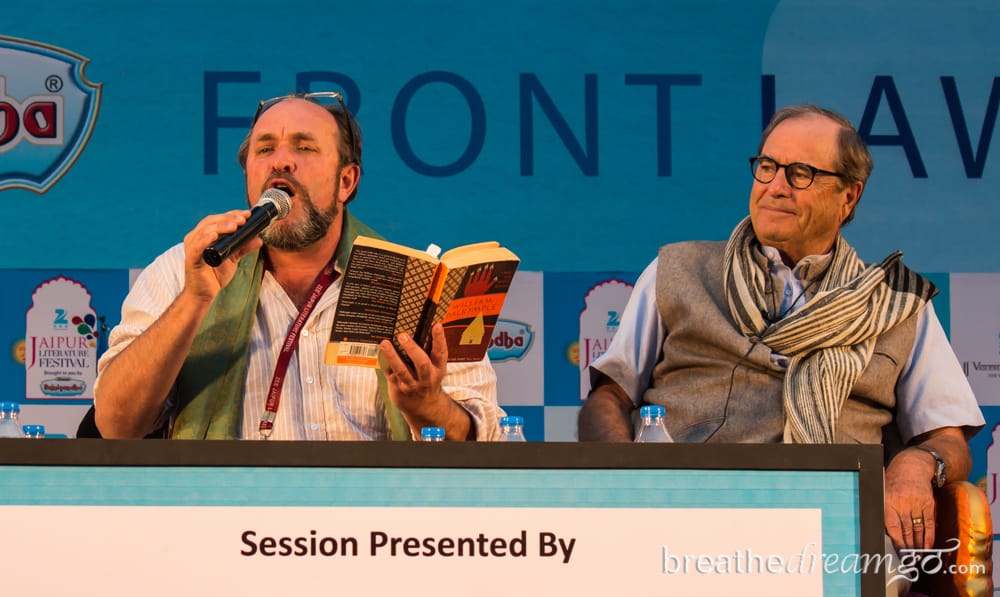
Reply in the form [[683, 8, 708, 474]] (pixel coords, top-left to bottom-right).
[[171, 210, 411, 440]]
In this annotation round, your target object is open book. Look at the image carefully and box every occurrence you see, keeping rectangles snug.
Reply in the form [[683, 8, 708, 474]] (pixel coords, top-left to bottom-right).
[[324, 236, 520, 367]]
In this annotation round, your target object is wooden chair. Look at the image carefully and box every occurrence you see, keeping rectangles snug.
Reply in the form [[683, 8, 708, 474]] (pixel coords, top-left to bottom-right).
[[909, 480, 993, 597]]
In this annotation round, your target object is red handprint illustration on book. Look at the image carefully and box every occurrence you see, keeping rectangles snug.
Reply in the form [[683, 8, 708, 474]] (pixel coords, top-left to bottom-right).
[[464, 264, 498, 296]]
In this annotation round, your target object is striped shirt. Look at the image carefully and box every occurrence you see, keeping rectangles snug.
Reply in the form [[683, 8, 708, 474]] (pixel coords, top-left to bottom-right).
[[96, 243, 503, 441]]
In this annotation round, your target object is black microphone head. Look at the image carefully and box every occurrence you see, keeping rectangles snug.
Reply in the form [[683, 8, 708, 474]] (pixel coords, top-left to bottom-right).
[[257, 188, 292, 219], [203, 188, 292, 267]]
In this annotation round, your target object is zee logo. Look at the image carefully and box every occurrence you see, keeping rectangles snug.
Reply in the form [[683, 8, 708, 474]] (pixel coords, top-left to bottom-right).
[[488, 320, 534, 362], [0, 36, 101, 193]]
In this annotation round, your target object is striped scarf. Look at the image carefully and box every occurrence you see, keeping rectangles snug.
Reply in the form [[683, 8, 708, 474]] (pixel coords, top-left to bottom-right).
[[723, 217, 936, 444]]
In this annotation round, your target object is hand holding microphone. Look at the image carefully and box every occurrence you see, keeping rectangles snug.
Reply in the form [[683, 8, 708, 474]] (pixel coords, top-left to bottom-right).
[[202, 189, 292, 267]]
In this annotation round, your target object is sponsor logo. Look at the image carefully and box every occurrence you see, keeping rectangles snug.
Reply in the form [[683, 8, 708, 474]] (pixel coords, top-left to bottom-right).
[[963, 360, 1000, 378], [0, 36, 101, 193], [40, 377, 86, 397], [487, 320, 534, 362]]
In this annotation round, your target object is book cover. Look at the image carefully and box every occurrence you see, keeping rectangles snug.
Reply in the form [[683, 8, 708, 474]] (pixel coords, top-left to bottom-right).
[[325, 236, 519, 367]]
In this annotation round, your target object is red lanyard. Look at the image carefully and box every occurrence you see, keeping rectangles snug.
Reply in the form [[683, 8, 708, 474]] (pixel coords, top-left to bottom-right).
[[258, 260, 339, 439]]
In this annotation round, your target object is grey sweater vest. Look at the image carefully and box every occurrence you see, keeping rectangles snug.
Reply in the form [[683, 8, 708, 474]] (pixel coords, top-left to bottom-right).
[[645, 241, 918, 445]]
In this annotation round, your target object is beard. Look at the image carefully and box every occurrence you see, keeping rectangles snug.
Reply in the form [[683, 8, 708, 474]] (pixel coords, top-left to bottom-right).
[[260, 190, 339, 251]]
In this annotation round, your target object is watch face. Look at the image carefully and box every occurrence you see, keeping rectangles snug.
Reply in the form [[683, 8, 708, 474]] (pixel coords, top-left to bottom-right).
[[918, 446, 946, 488], [932, 456, 947, 488]]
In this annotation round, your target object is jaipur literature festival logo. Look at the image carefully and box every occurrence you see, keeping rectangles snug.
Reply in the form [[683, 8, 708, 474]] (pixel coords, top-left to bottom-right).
[[0, 36, 101, 193], [987, 419, 1000, 527], [578, 279, 634, 401], [984, 327, 1000, 534], [25, 277, 100, 400]]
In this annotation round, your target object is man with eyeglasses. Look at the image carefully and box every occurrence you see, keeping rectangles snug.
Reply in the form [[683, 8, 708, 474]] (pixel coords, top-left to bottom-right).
[[93, 92, 503, 442], [579, 104, 983, 586]]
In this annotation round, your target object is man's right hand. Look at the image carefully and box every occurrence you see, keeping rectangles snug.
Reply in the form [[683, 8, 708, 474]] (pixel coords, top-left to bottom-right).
[[182, 210, 262, 303], [93, 209, 263, 438]]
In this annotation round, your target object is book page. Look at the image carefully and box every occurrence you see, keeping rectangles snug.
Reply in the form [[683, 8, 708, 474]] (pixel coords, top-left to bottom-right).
[[353, 235, 439, 262], [439, 242, 517, 269]]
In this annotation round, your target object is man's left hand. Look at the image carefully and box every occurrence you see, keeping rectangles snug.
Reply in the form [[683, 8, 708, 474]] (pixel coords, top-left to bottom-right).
[[883, 427, 971, 552], [379, 324, 472, 439], [884, 448, 937, 550]]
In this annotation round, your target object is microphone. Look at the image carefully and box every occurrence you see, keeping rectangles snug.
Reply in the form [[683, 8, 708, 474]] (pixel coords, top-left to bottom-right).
[[202, 189, 292, 267]]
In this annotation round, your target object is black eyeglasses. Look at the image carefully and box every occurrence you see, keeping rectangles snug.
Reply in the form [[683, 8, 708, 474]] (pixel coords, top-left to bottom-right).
[[252, 91, 360, 165], [749, 156, 846, 189]]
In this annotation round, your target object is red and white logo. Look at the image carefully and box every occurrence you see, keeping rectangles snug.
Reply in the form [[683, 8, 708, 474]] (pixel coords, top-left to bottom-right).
[[0, 36, 101, 193]]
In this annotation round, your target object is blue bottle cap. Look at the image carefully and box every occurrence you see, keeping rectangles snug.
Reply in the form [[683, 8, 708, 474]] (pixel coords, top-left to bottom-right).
[[639, 405, 665, 418], [22, 425, 45, 437], [500, 416, 524, 427], [420, 426, 445, 440]]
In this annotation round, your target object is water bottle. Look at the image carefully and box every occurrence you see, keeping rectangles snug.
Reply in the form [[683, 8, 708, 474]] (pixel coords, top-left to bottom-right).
[[0, 402, 22, 438], [635, 404, 673, 443], [498, 415, 526, 442], [22, 425, 45, 439], [420, 426, 445, 442]]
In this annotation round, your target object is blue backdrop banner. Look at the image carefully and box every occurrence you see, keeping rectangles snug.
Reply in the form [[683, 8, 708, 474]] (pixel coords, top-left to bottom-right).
[[2, 1, 999, 275]]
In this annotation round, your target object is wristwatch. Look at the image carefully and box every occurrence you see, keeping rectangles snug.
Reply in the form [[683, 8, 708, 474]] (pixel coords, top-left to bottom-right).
[[914, 445, 947, 488]]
